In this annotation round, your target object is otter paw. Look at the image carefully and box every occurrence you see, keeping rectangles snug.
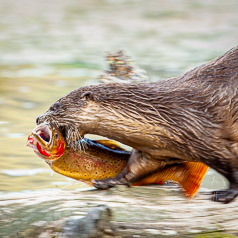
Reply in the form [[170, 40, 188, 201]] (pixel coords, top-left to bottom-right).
[[212, 189, 238, 203], [92, 178, 130, 190]]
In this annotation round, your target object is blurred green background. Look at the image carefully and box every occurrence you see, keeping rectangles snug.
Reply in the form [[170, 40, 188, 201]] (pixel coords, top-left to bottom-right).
[[0, 0, 238, 193]]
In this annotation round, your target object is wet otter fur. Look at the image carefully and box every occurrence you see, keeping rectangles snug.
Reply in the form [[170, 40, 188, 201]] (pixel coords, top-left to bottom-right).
[[37, 46, 238, 203]]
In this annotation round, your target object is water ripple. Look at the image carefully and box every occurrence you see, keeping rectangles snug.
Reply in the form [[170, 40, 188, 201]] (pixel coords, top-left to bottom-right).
[[2, 168, 50, 177]]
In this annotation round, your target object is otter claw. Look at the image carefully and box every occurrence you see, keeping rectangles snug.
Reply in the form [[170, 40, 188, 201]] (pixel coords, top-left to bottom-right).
[[92, 178, 130, 190], [212, 189, 238, 203], [92, 179, 113, 189]]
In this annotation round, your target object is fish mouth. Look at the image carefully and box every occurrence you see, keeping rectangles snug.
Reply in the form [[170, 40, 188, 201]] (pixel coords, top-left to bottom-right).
[[27, 123, 65, 162], [37, 126, 50, 142], [26, 123, 53, 156], [32, 123, 52, 146]]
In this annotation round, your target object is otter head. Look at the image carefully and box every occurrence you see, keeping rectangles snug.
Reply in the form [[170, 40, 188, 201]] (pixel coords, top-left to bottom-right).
[[36, 87, 102, 149]]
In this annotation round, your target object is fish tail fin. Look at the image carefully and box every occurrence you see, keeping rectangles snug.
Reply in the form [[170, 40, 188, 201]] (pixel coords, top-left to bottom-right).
[[133, 162, 209, 198], [175, 162, 209, 198]]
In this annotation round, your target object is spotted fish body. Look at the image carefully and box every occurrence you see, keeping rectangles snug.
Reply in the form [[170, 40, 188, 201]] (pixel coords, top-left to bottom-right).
[[27, 124, 209, 198], [51, 138, 129, 181]]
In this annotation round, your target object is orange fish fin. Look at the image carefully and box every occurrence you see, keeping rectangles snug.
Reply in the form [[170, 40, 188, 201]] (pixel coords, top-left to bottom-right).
[[96, 140, 127, 151], [133, 162, 209, 198]]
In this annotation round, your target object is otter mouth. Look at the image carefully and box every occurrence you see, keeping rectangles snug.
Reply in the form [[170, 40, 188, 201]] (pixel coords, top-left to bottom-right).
[[59, 126, 67, 140], [34, 119, 85, 151], [56, 124, 84, 149]]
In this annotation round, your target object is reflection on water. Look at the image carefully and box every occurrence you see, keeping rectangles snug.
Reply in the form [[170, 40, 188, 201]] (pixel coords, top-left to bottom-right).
[[0, 0, 238, 195]]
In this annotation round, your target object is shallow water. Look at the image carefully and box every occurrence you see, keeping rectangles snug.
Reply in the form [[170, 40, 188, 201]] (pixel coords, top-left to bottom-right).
[[0, 0, 238, 236]]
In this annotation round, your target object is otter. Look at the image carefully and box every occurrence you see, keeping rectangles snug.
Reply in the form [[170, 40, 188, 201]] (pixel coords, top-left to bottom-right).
[[37, 46, 238, 203]]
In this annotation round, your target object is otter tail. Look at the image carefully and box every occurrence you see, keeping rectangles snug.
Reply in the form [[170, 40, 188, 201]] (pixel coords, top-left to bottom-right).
[[133, 162, 209, 198]]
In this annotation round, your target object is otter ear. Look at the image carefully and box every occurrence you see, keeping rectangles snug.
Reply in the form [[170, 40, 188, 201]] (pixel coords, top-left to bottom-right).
[[80, 91, 96, 101]]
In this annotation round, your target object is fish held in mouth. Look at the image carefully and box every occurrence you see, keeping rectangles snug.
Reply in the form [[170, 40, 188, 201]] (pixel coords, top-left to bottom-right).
[[26, 123, 65, 161], [27, 123, 208, 198]]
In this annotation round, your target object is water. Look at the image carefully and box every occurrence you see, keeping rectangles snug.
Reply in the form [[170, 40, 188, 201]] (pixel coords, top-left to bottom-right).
[[0, 0, 238, 236]]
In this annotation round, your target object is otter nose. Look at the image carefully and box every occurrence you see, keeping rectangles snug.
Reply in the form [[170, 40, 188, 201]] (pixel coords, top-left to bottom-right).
[[36, 116, 40, 125]]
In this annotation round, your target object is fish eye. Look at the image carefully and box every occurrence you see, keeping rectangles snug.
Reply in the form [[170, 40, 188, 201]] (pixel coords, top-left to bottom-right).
[[55, 133, 59, 139]]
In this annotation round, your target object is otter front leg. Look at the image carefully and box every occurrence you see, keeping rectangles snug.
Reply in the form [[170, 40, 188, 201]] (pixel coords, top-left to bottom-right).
[[93, 149, 166, 189]]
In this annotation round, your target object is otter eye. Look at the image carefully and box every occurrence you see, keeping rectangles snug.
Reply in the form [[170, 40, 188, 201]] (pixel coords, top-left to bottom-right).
[[80, 91, 95, 100], [50, 102, 61, 112]]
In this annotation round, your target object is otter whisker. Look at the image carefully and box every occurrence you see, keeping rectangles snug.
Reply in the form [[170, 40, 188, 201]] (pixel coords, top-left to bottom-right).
[[80, 136, 88, 153], [81, 138, 88, 149], [81, 142, 86, 153]]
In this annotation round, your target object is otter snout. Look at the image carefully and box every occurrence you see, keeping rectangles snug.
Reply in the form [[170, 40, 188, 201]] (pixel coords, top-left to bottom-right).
[[36, 116, 40, 125], [36, 114, 46, 125]]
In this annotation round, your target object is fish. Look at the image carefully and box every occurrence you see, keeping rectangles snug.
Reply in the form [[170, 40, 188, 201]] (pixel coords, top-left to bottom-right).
[[27, 123, 209, 198], [27, 123, 65, 161]]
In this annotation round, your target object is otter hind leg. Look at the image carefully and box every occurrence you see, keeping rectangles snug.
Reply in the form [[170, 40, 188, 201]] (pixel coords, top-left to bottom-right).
[[210, 167, 238, 203], [211, 188, 238, 203], [92, 149, 166, 190]]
